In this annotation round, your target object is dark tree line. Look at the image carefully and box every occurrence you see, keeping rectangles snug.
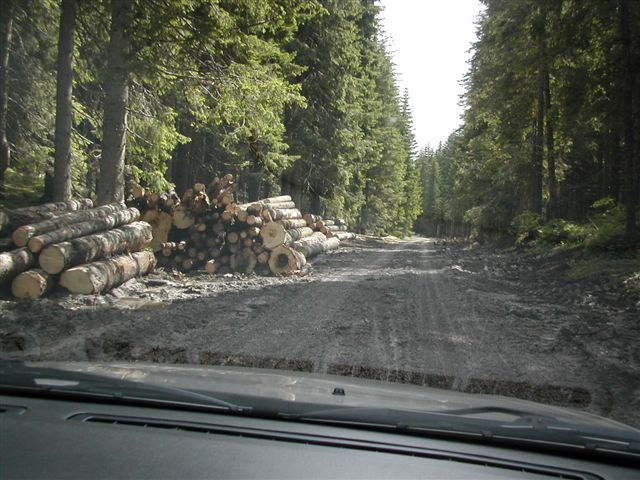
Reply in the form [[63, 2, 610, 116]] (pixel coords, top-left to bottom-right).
[[0, 0, 422, 237], [417, 0, 639, 244]]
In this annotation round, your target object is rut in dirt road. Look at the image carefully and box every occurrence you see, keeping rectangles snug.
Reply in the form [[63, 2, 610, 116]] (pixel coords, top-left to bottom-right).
[[1, 237, 638, 428]]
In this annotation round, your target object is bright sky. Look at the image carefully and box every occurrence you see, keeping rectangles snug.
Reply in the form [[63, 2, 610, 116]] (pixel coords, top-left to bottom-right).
[[379, 0, 484, 150]]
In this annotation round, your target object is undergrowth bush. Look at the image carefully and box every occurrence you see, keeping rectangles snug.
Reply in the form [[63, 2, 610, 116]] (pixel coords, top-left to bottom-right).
[[510, 211, 541, 244], [511, 197, 633, 250]]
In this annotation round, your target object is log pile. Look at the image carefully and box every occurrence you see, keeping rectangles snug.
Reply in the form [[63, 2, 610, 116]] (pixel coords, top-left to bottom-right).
[[0, 174, 358, 299], [142, 175, 357, 277], [0, 199, 154, 298]]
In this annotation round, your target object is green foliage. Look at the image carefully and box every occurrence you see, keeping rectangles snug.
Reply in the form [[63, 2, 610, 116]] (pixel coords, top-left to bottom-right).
[[510, 198, 632, 250], [511, 211, 542, 244], [414, 0, 640, 247], [0, 168, 44, 209], [2, 0, 421, 238], [582, 202, 627, 250], [568, 252, 640, 282]]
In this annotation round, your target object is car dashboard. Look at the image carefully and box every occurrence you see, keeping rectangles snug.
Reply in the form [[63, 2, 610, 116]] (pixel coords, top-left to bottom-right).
[[1, 394, 637, 479]]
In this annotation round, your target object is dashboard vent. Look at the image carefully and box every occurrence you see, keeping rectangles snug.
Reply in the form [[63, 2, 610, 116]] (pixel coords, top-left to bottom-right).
[[69, 413, 601, 480], [0, 404, 27, 415]]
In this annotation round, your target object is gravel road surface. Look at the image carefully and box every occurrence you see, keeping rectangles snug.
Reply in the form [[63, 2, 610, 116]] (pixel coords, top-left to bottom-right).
[[1, 236, 638, 427]]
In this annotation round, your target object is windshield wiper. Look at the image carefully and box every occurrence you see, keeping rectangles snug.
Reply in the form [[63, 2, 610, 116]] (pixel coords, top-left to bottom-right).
[[278, 405, 640, 461], [0, 360, 250, 414]]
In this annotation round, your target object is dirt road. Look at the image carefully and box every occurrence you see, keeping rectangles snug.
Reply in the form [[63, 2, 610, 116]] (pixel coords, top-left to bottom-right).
[[1, 237, 639, 427]]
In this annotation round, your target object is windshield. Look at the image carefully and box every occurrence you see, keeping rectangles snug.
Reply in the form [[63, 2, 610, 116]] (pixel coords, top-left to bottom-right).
[[0, 0, 639, 451]]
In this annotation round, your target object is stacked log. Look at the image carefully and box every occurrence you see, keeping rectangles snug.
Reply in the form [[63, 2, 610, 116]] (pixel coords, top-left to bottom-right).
[[291, 234, 340, 258], [38, 222, 153, 274], [153, 177, 238, 274], [1, 176, 357, 297], [0, 248, 36, 286], [0, 200, 153, 298], [131, 175, 356, 278], [60, 251, 156, 294], [0, 198, 93, 236], [127, 188, 178, 251], [11, 269, 56, 299], [304, 214, 355, 240]]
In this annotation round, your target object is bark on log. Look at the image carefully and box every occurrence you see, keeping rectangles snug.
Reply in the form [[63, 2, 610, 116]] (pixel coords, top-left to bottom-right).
[[333, 231, 356, 241], [11, 268, 56, 299], [262, 201, 295, 210], [38, 221, 152, 274], [0, 198, 93, 234], [261, 207, 301, 221], [60, 250, 156, 294], [286, 227, 314, 242], [0, 247, 35, 285], [262, 195, 291, 204], [315, 219, 335, 228], [276, 218, 307, 229], [27, 207, 140, 253], [303, 213, 322, 226], [321, 225, 348, 234], [327, 217, 347, 227], [268, 244, 306, 275], [292, 236, 340, 258], [12, 203, 127, 247]]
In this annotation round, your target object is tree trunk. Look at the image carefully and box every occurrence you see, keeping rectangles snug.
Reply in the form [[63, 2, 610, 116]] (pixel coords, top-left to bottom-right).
[[53, 0, 77, 202], [0, 247, 35, 285], [530, 11, 546, 216], [0, 0, 14, 200], [619, 0, 638, 241], [544, 69, 557, 219], [11, 268, 56, 299], [12, 203, 126, 247], [98, 0, 133, 205], [59, 250, 156, 294], [27, 207, 140, 253], [38, 220, 151, 274]]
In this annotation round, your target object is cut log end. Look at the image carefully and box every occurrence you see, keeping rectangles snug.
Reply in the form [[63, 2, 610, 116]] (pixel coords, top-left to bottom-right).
[[268, 245, 306, 275], [38, 245, 66, 274], [11, 269, 56, 299]]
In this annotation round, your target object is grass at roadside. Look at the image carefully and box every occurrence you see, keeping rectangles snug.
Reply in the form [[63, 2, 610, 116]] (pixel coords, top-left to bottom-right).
[[567, 251, 640, 291]]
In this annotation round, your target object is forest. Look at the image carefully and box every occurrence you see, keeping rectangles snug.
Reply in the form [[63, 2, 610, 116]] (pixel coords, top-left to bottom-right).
[[417, 0, 640, 247], [0, 0, 421, 237], [1, 0, 638, 245]]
